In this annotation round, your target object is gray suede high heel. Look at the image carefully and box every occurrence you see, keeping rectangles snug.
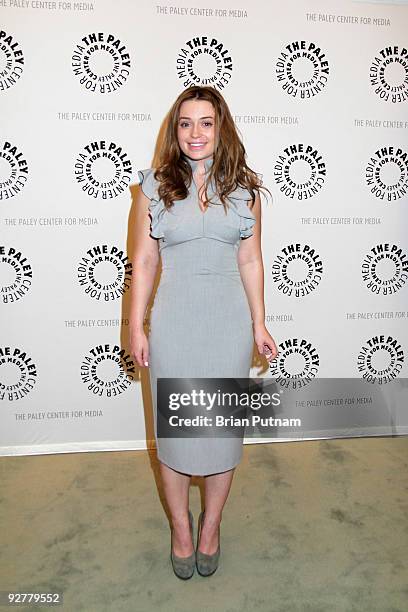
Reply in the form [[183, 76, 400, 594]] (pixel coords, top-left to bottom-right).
[[170, 509, 195, 580], [196, 510, 220, 577]]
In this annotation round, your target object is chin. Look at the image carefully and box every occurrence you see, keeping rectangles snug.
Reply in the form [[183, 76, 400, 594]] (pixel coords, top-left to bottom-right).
[[189, 150, 214, 160]]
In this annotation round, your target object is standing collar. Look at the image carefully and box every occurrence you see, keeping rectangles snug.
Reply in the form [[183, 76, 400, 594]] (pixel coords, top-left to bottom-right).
[[181, 153, 214, 173]]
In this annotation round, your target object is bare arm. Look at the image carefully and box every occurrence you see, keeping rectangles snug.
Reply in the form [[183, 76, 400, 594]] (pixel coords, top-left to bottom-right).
[[237, 193, 278, 362], [129, 187, 160, 367], [237, 192, 265, 326]]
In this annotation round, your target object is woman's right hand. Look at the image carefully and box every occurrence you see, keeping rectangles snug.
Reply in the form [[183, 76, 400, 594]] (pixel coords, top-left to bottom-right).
[[130, 327, 150, 368]]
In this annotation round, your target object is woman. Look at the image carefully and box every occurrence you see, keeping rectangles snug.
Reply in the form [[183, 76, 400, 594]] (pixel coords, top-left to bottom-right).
[[130, 85, 278, 579]]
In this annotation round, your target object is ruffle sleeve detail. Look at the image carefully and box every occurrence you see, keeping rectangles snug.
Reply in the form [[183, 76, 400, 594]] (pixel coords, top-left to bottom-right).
[[137, 168, 165, 239], [228, 185, 257, 239]]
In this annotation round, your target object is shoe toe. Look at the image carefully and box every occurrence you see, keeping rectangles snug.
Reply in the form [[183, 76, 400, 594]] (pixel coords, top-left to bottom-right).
[[171, 552, 196, 579], [196, 548, 220, 576]]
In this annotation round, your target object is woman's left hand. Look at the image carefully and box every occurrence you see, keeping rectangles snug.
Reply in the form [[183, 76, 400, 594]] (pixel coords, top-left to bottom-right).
[[253, 323, 279, 362]]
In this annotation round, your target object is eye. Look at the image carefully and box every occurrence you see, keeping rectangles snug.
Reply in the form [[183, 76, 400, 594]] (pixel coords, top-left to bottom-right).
[[203, 122, 213, 127], [179, 121, 189, 128]]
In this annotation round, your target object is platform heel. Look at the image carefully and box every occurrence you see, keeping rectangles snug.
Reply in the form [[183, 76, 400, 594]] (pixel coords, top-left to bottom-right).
[[196, 510, 220, 577], [170, 509, 195, 580]]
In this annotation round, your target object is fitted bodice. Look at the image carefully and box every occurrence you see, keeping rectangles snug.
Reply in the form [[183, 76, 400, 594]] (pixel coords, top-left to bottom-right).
[[137, 154, 257, 251]]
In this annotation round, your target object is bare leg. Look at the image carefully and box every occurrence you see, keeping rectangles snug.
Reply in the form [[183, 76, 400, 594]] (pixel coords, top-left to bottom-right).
[[198, 468, 235, 554], [159, 461, 194, 557]]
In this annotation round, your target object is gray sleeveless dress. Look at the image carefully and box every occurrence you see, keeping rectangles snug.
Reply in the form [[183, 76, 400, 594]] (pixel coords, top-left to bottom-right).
[[137, 154, 256, 475]]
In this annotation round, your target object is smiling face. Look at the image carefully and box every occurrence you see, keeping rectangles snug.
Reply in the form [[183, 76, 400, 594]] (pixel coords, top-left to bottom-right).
[[176, 99, 216, 163]]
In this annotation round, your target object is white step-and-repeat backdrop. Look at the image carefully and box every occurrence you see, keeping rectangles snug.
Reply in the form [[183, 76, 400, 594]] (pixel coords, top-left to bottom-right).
[[1, 0, 407, 456]]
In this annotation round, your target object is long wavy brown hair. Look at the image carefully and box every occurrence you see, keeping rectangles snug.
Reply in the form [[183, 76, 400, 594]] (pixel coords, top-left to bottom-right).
[[152, 86, 272, 213]]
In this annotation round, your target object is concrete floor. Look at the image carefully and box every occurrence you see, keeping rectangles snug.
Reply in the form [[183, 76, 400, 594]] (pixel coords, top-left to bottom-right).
[[1, 437, 407, 612]]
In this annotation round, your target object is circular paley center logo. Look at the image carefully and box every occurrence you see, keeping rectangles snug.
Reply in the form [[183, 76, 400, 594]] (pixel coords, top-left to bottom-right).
[[357, 334, 404, 383], [80, 343, 135, 397], [272, 243, 323, 297], [369, 45, 408, 103], [71, 32, 131, 93], [0, 29, 24, 91], [274, 143, 326, 200], [365, 145, 408, 202], [74, 140, 132, 199], [176, 35, 233, 89], [0, 140, 29, 200], [362, 243, 408, 295], [77, 244, 132, 301], [275, 40, 330, 98], [0, 346, 37, 401], [269, 337, 320, 387], [0, 245, 33, 304]]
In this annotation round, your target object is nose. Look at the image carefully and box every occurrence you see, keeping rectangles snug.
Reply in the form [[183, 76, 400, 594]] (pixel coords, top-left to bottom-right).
[[191, 122, 201, 139]]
